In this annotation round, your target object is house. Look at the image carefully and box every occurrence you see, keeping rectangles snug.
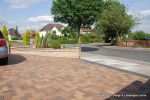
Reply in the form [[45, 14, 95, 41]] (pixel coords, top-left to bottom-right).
[[8, 28, 20, 37], [8, 28, 20, 40], [28, 30, 37, 38], [80, 27, 95, 35], [39, 23, 64, 37]]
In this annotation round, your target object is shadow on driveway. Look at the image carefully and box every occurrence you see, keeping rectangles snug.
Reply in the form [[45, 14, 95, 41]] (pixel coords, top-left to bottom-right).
[[106, 79, 150, 100], [8, 54, 26, 65], [81, 47, 99, 52]]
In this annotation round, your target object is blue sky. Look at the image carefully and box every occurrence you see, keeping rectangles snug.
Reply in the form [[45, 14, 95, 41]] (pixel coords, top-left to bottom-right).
[[0, 0, 150, 33]]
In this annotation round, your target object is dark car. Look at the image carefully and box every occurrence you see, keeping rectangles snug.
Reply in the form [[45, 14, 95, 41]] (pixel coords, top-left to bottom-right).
[[0, 30, 8, 65]]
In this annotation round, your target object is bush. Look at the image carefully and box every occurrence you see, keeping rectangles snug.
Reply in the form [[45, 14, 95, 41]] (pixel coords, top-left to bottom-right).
[[69, 32, 77, 39], [81, 35, 90, 44], [145, 34, 150, 39], [51, 32, 59, 40], [128, 31, 150, 40], [81, 32, 103, 43], [51, 40, 61, 49], [35, 32, 40, 48], [39, 36, 46, 48], [132, 31, 146, 40], [45, 32, 52, 48], [62, 27, 77, 39], [23, 30, 30, 45], [11, 36, 22, 40], [59, 39, 78, 44], [127, 33, 134, 40], [38, 32, 61, 48]]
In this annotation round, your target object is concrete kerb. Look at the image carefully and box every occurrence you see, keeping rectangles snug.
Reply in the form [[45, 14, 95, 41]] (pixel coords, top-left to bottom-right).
[[80, 59, 150, 79], [102, 46, 150, 52]]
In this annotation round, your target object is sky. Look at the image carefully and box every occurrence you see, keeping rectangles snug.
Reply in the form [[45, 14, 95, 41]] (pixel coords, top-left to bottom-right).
[[0, 0, 150, 33]]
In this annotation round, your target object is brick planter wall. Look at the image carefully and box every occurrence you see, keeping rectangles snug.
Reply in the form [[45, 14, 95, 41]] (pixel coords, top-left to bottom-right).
[[117, 40, 150, 48], [11, 48, 79, 58]]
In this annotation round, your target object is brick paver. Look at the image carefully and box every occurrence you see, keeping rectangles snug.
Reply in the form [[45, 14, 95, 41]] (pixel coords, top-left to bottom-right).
[[0, 54, 149, 100]]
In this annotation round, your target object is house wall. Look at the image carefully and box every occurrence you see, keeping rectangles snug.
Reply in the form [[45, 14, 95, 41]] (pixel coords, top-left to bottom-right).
[[39, 27, 62, 37], [39, 31, 47, 37], [80, 29, 93, 35], [52, 27, 62, 36], [8, 35, 11, 40]]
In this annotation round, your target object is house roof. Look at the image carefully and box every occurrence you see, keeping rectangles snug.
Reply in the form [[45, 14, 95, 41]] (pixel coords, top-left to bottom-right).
[[28, 30, 37, 38], [8, 28, 19, 36], [40, 24, 64, 32], [29, 30, 37, 35]]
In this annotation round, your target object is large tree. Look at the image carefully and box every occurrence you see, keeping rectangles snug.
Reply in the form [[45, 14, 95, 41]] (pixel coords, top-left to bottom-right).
[[51, 0, 104, 57], [96, 1, 138, 43]]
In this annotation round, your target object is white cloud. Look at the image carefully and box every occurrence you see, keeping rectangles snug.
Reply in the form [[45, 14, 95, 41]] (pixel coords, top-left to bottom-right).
[[27, 15, 54, 23], [22, 15, 67, 32], [19, 23, 47, 33], [5, 0, 46, 8], [140, 9, 150, 17], [18, 16, 54, 32]]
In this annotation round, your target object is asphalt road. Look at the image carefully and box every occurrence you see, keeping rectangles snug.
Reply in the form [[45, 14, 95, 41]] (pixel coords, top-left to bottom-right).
[[81, 45, 150, 63]]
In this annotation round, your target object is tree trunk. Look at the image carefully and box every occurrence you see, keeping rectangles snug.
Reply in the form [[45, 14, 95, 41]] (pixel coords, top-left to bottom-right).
[[77, 25, 81, 58], [117, 31, 121, 41]]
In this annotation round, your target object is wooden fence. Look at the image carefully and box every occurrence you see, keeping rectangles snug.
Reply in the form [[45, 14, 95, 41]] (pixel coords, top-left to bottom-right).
[[116, 40, 150, 48]]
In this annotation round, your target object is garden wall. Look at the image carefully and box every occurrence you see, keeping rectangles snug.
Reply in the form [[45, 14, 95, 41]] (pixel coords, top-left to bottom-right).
[[116, 40, 150, 48], [11, 47, 79, 58]]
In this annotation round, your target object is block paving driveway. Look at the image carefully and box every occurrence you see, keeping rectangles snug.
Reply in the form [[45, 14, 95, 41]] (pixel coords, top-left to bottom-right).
[[0, 54, 150, 100]]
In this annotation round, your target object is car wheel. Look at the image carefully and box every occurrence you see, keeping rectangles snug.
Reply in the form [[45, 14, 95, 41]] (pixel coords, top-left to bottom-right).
[[0, 57, 8, 65]]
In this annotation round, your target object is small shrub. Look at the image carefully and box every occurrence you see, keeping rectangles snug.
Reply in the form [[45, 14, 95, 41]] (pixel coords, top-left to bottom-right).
[[51, 40, 61, 49], [59, 39, 78, 44], [81, 35, 90, 44], [35, 32, 40, 48], [2, 25, 9, 45], [128, 31, 150, 40], [81, 32, 103, 43], [127, 33, 134, 40], [23, 30, 30, 45], [39, 36, 45, 48], [145, 34, 150, 39], [70, 32, 77, 39], [45, 32, 52, 48], [11, 36, 22, 40], [51, 32, 59, 40], [20, 36, 23, 40]]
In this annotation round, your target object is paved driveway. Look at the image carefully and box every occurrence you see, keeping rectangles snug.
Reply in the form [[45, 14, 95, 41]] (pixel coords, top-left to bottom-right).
[[0, 54, 149, 100]]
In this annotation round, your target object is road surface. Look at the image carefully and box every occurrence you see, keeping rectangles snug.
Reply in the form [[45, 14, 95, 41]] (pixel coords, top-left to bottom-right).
[[81, 45, 150, 63]]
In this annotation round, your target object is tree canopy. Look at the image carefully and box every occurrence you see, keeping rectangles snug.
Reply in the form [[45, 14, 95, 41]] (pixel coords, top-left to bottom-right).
[[51, 0, 106, 57], [96, 1, 138, 42], [51, 0, 104, 38]]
